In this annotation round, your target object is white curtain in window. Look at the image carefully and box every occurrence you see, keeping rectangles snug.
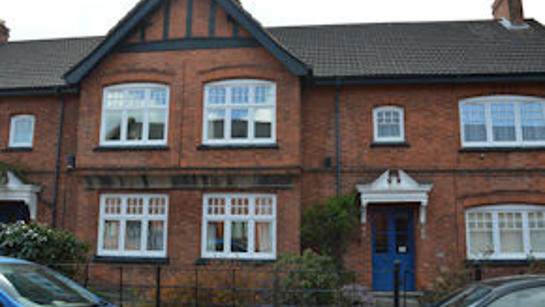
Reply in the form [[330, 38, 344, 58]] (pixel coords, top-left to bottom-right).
[[147, 221, 164, 251], [256, 222, 272, 253], [469, 231, 493, 256]]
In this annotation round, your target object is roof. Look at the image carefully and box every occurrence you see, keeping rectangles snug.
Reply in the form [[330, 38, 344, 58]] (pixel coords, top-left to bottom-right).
[[0, 36, 102, 91], [2, 17, 545, 91], [268, 19, 545, 79]]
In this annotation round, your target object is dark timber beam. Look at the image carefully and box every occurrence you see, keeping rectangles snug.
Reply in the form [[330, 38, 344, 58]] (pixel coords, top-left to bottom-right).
[[186, 0, 194, 37], [209, 0, 216, 37], [163, 0, 171, 40], [118, 38, 259, 53]]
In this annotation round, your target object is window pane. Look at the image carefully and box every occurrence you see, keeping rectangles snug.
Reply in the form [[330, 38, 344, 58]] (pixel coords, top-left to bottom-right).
[[462, 104, 487, 142], [150, 89, 167, 107], [207, 197, 226, 216], [231, 87, 249, 104], [104, 90, 125, 109], [147, 221, 164, 251], [255, 222, 273, 253], [376, 110, 401, 138], [231, 221, 248, 253], [255, 86, 272, 104], [207, 109, 225, 139], [148, 110, 166, 140], [12, 118, 33, 144], [498, 212, 523, 253], [125, 221, 142, 251], [208, 88, 226, 105], [491, 104, 516, 142], [127, 110, 144, 141], [127, 197, 144, 215], [521, 103, 545, 141], [126, 90, 145, 108], [104, 111, 122, 141], [231, 197, 249, 215], [206, 221, 224, 252], [103, 221, 119, 250], [529, 212, 545, 253], [467, 213, 494, 256], [255, 108, 273, 138], [255, 197, 274, 216], [231, 109, 249, 138]]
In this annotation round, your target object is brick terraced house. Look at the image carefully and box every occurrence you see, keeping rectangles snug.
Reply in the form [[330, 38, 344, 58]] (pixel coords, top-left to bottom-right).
[[1, 0, 545, 291]]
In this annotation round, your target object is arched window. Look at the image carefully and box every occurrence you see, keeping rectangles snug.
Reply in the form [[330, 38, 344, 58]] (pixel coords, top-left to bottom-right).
[[9, 115, 35, 148], [203, 80, 276, 145], [373, 106, 405, 143], [466, 205, 545, 260], [459, 96, 545, 147], [100, 83, 170, 146]]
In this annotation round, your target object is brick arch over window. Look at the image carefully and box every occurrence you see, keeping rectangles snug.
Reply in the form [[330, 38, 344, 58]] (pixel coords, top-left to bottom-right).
[[459, 190, 545, 209]]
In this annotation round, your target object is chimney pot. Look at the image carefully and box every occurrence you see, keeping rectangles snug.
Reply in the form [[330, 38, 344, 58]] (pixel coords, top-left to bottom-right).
[[492, 0, 528, 29], [0, 19, 9, 45]]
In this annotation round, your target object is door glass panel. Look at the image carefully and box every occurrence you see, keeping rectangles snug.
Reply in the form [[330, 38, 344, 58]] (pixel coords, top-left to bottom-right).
[[374, 212, 388, 253], [395, 211, 410, 253]]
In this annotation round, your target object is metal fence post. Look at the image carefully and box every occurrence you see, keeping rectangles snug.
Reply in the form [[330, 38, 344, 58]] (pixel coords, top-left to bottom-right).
[[394, 261, 400, 307], [84, 263, 89, 288], [119, 266, 124, 307], [156, 266, 161, 307], [194, 268, 199, 307], [475, 263, 482, 281], [232, 269, 236, 307]]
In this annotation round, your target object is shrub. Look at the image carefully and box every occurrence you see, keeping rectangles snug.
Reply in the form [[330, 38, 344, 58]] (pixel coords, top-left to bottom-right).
[[0, 222, 90, 267], [301, 193, 359, 266], [274, 250, 350, 306]]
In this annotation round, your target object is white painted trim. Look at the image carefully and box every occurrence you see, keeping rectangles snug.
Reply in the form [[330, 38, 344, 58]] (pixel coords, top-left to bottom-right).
[[201, 193, 277, 260], [97, 194, 169, 258], [466, 204, 545, 260], [356, 170, 432, 239], [202, 80, 277, 146], [373, 106, 405, 143], [100, 83, 170, 147], [0, 171, 40, 220], [9, 115, 35, 148], [459, 95, 545, 148]]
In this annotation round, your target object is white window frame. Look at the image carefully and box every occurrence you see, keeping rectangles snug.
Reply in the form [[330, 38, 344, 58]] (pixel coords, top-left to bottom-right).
[[373, 106, 405, 143], [466, 205, 545, 260], [100, 83, 170, 147], [201, 193, 277, 260], [459, 96, 545, 148], [202, 80, 277, 145], [97, 194, 169, 258], [9, 115, 35, 148]]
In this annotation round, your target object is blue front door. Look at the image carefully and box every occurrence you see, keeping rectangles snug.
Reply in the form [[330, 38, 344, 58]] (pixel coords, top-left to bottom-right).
[[371, 207, 415, 291]]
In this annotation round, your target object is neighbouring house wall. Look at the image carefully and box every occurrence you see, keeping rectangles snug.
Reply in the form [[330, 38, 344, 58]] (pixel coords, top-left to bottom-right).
[[301, 82, 545, 288]]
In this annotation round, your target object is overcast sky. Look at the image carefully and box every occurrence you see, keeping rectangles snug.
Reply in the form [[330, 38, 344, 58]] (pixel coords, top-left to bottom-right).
[[2, 0, 545, 41]]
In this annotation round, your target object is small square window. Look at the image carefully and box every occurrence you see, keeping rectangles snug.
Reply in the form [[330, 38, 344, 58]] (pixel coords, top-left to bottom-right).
[[373, 106, 405, 143], [9, 115, 35, 148]]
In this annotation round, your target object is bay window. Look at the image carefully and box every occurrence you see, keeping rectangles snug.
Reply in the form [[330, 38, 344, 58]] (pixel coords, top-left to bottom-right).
[[203, 80, 276, 145], [460, 96, 545, 147], [98, 194, 168, 258], [100, 84, 169, 146], [466, 205, 545, 260], [201, 194, 276, 259]]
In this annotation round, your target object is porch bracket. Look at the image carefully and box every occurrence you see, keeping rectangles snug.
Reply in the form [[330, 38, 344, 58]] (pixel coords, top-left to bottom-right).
[[0, 171, 41, 220], [356, 169, 433, 240]]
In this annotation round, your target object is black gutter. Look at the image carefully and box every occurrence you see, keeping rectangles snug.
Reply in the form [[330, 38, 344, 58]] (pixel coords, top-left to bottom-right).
[[313, 73, 545, 86], [46, 91, 66, 228], [0, 86, 78, 97], [335, 85, 341, 195]]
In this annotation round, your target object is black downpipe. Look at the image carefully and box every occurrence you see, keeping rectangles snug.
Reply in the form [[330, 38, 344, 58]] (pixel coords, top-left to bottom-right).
[[335, 89, 341, 195], [50, 92, 66, 228]]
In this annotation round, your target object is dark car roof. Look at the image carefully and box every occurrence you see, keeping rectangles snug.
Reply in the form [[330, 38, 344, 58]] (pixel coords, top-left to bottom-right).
[[479, 275, 545, 288], [2, 19, 545, 90]]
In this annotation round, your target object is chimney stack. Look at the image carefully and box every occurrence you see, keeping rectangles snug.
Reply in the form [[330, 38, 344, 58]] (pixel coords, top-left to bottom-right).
[[492, 0, 528, 29], [0, 20, 9, 45]]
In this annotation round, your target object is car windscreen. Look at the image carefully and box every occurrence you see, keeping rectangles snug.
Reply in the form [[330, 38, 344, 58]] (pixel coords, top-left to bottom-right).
[[437, 284, 493, 307], [0, 263, 101, 307]]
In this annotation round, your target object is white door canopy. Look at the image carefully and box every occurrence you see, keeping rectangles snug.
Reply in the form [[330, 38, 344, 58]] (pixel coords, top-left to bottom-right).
[[0, 171, 40, 220]]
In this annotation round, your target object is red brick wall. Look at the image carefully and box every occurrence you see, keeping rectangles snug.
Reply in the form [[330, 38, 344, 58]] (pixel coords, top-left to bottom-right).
[[0, 95, 79, 226]]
